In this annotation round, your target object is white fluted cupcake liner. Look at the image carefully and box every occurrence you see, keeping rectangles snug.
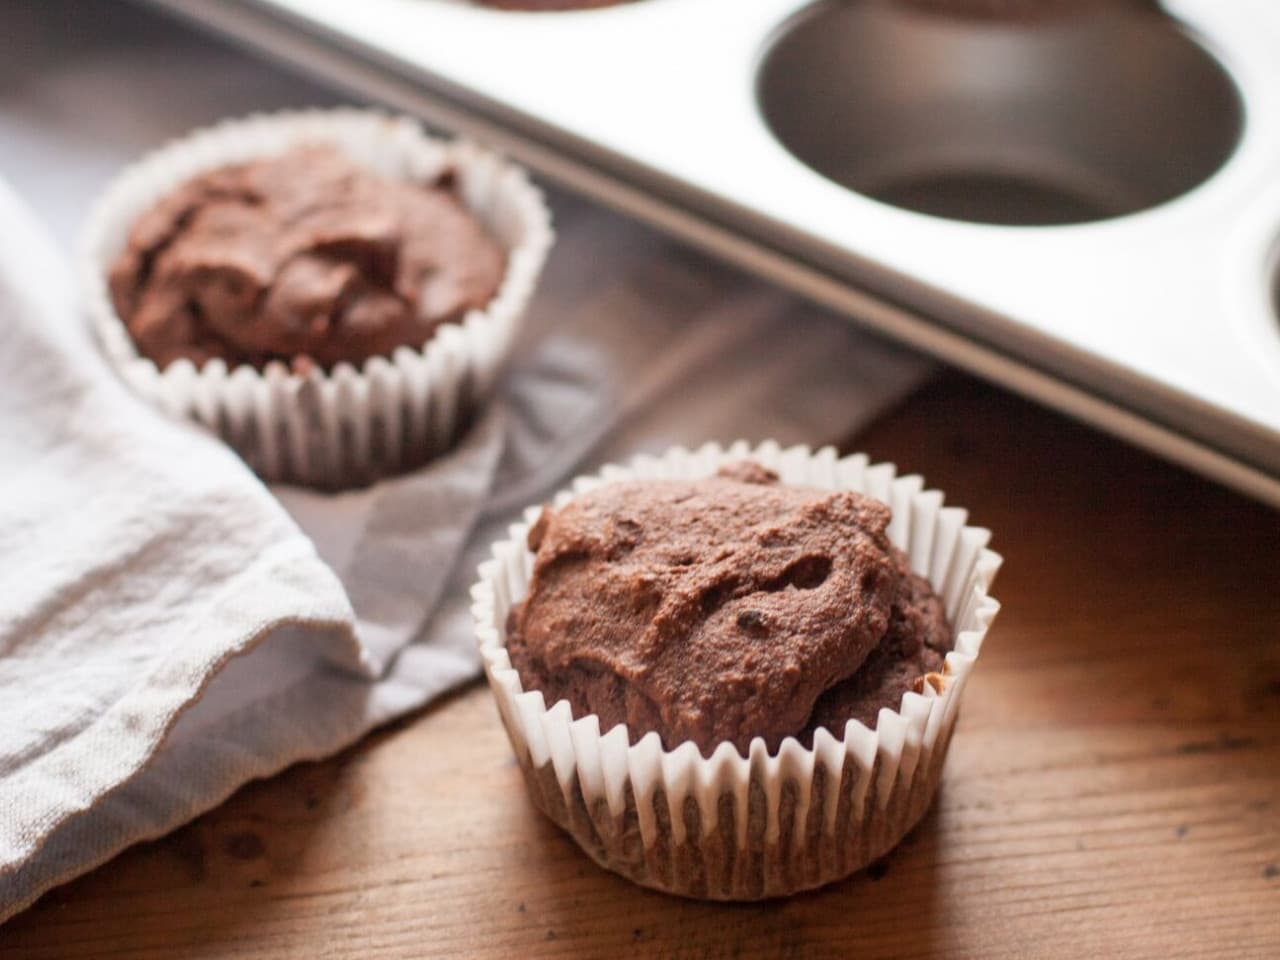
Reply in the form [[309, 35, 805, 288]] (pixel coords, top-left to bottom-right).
[[81, 108, 553, 489], [472, 440, 1002, 900]]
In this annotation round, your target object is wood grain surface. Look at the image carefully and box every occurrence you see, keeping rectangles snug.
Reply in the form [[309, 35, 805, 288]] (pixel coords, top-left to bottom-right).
[[3, 373, 1277, 959]]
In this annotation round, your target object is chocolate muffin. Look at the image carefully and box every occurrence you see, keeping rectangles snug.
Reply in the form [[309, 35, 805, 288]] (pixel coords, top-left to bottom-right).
[[506, 461, 952, 756], [108, 144, 506, 371], [890, 0, 1153, 20]]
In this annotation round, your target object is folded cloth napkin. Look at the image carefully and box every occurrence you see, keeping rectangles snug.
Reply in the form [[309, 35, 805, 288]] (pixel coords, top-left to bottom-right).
[[0, 0, 930, 922]]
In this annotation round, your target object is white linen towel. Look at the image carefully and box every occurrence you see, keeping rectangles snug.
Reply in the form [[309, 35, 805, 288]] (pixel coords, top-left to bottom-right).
[[0, 0, 930, 921]]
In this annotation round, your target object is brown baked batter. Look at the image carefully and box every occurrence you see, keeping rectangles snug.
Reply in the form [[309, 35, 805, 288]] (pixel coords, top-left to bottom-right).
[[109, 145, 505, 370], [507, 463, 952, 756]]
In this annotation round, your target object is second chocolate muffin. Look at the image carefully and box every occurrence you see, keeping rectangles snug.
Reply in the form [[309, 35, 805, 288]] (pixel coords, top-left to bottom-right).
[[506, 461, 951, 756], [890, 0, 1153, 20]]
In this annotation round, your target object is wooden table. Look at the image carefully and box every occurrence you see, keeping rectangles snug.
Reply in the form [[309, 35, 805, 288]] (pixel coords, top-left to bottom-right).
[[4, 374, 1278, 959]]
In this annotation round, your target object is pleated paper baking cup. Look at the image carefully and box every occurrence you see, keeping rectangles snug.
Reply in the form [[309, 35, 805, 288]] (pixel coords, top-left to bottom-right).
[[81, 109, 553, 489], [472, 441, 1002, 900]]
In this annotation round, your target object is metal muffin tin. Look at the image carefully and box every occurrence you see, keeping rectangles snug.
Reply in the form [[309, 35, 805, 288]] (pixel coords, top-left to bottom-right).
[[144, 0, 1280, 507]]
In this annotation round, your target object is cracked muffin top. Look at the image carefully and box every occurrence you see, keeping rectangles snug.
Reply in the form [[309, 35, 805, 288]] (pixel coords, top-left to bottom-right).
[[505, 461, 952, 756], [108, 144, 505, 371]]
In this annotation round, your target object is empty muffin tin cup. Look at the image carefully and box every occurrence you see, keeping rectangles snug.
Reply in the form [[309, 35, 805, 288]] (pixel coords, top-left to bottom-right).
[[758, 0, 1243, 225], [473, 441, 1002, 900], [81, 108, 553, 490]]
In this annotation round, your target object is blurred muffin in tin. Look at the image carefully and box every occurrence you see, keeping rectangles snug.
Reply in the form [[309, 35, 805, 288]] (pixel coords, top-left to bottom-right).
[[474, 0, 635, 10], [475, 442, 1002, 900], [109, 145, 506, 373]]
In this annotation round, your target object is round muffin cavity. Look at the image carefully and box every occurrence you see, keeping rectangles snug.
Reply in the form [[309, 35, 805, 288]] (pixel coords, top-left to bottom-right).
[[108, 144, 506, 371], [505, 462, 952, 756]]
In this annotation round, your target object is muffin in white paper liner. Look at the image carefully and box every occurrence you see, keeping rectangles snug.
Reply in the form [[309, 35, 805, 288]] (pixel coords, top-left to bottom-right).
[[81, 108, 553, 489], [472, 441, 1002, 900]]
